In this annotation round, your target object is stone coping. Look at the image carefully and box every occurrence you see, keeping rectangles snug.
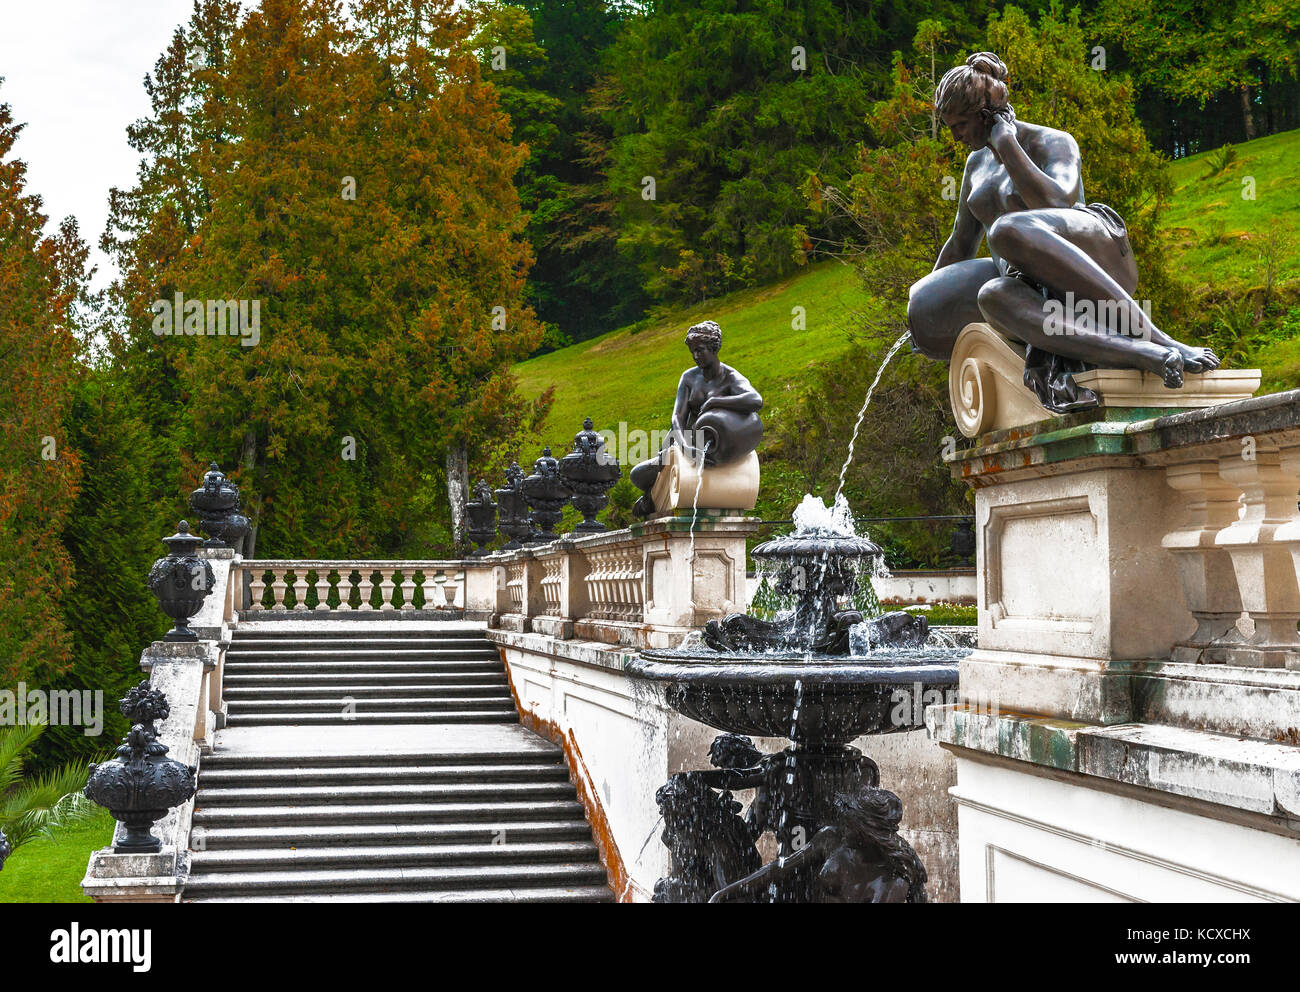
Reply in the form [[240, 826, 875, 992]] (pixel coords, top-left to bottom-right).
[[238, 559, 481, 568], [945, 385, 1300, 482], [481, 512, 762, 562], [928, 703, 1300, 824], [234, 609, 468, 622], [485, 627, 638, 674], [236, 618, 485, 633]]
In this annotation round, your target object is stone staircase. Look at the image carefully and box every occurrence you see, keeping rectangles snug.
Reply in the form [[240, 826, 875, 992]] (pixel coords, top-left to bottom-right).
[[184, 623, 613, 902]]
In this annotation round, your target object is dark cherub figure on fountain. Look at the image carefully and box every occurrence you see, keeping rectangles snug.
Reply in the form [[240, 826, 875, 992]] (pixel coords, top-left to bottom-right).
[[630, 320, 763, 518], [710, 785, 928, 904], [703, 546, 928, 655], [652, 770, 761, 904], [907, 52, 1218, 413]]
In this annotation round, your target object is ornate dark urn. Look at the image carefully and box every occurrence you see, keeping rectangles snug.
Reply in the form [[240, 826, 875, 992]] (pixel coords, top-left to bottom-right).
[[495, 462, 532, 551], [465, 480, 498, 557], [147, 521, 215, 642], [188, 462, 250, 550], [521, 447, 571, 545], [0, 829, 9, 871], [83, 681, 198, 854], [559, 418, 622, 533]]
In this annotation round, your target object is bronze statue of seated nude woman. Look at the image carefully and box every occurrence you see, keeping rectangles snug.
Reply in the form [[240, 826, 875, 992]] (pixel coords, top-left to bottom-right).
[[906, 52, 1218, 413], [630, 320, 763, 517]]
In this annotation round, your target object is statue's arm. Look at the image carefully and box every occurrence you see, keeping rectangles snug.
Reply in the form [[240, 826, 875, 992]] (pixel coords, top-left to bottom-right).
[[707, 832, 829, 903], [669, 371, 694, 444], [700, 370, 763, 414], [934, 157, 982, 270], [992, 117, 1078, 211]]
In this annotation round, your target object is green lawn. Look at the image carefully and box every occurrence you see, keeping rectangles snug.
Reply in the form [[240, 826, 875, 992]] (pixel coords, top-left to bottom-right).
[[514, 261, 872, 455], [1164, 127, 1300, 293], [0, 810, 115, 903]]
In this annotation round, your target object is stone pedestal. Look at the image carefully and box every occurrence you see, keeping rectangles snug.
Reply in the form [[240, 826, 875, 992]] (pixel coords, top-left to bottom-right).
[[648, 445, 759, 514], [948, 322, 1261, 438], [82, 640, 216, 903], [934, 388, 1300, 902]]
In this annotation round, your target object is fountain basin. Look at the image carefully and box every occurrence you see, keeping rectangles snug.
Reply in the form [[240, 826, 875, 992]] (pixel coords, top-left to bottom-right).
[[628, 649, 963, 744]]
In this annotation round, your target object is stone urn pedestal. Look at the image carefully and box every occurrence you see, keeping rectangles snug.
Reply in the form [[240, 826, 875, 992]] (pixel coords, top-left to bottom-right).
[[648, 446, 759, 517], [948, 322, 1261, 438]]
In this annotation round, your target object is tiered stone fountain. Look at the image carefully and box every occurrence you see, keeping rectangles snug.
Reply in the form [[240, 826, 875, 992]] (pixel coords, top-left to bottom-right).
[[628, 495, 966, 903]]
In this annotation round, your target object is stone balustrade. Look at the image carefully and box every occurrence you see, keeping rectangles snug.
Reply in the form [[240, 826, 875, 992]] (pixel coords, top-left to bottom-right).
[[486, 513, 759, 649], [235, 560, 471, 614]]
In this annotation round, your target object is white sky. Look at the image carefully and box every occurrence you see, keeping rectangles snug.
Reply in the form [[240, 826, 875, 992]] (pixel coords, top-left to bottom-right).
[[0, 0, 223, 289]]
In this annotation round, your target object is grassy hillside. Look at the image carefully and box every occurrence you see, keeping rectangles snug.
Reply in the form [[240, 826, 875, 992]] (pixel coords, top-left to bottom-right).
[[513, 261, 872, 456], [1164, 128, 1300, 292], [513, 129, 1300, 463]]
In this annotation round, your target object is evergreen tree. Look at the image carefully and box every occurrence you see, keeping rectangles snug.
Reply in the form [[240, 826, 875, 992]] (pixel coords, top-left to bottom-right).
[[597, 0, 982, 302]]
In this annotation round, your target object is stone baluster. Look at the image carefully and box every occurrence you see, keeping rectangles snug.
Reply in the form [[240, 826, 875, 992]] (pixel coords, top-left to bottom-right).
[[620, 552, 636, 620], [1215, 445, 1300, 667], [356, 568, 374, 610], [248, 568, 266, 612], [446, 570, 463, 609], [314, 568, 332, 612], [1163, 459, 1245, 662], [378, 569, 396, 610], [1271, 441, 1300, 671], [421, 569, 439, 610], [291, 568, 310, 611], [270, 568, 288, 611], [336, 568, 354, 610], [400, 568, 417, 611]]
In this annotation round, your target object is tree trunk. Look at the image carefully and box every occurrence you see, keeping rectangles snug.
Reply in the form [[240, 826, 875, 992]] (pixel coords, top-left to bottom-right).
[[1240, 83, 1256, 141], [240, 429, 258, 559], [446, 443, 469, 551]]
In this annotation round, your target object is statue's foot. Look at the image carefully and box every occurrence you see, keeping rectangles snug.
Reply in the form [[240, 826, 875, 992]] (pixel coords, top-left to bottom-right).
[[1159, 349, 1185, 388], [1174, 344, 1221, 373], [633, 494, 656, 518]]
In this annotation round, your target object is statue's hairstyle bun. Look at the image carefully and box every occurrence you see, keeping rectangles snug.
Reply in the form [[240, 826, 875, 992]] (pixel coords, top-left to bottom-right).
[[965, 52, 1008, 81], [935, 51, 1010, 116], [684, 320, 723, 352]]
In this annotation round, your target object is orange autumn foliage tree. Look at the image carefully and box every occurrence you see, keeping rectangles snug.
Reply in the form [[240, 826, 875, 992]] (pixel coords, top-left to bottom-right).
[[0, 95, 87, 685]]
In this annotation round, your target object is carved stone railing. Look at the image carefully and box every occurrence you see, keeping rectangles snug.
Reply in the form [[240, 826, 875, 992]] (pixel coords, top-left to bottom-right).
[[235, 561, 471, 613], [488, 514, 759, 649]]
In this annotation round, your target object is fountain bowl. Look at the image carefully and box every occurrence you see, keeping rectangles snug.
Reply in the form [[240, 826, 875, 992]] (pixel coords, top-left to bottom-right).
[[628, 649, 962, 744]]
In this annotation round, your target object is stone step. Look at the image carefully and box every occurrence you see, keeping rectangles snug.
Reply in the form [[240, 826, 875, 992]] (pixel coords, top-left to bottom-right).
[[224, 687, 511, 704], [198, 762, 567, 788], [223, 709, 518, 727], [191, 819, 592, 850], [223, 672, 508, 687], [224, 648, 500, 661], [189, 840, 599, 873], [200, 747, 560, 770], [231, 627, 485, 639], [230, 637, 494, 650], [227, 695, 514, 714], [192, 799, 587, 828], [182, 862, 609, 897], [223, 660, 503, 674], [196, 779, 574, 807], [185, 884, 615, 903]]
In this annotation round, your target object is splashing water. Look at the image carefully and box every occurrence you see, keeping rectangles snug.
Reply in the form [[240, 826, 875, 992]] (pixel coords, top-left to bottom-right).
[[835, 330, 912, 502]]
